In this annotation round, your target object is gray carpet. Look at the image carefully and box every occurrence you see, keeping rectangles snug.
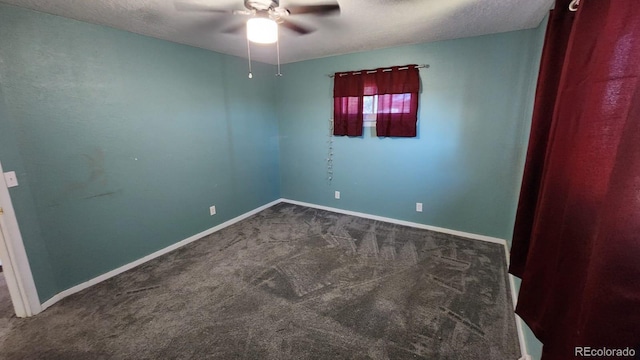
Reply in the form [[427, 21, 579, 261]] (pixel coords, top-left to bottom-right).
[[0, 203, 520, 359]]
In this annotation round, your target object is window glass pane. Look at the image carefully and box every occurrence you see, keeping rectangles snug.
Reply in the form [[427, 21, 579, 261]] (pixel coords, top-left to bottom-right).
[[363, 96, 376, 114], [363, 96, 378, 122]]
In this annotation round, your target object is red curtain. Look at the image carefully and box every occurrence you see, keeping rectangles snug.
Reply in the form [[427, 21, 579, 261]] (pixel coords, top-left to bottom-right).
[[509, 0, 576, 278], [510, 1, 640, 359], [368, 66, 420, 137], [333, 65, 420, 137], [333, 72, 364, 136]]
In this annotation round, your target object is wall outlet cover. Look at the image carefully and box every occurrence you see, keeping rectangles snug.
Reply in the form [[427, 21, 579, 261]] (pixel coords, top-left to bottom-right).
[[334, 191, 340, 199], [416, 202, 423, 212], [3, 171, 18, 188], [209, 206, 216, 216]]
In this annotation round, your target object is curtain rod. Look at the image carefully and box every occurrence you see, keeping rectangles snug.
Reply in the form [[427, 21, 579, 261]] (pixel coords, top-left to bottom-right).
[[327, 64, 429, 78]]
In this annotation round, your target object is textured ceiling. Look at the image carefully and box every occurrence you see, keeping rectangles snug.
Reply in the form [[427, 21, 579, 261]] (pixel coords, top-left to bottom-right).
[[1, 0, 553, 64]]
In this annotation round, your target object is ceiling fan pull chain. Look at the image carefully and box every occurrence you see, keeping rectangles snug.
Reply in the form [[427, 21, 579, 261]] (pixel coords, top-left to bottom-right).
[[246, 34, 253, 79], [276, 38, 283, 77]]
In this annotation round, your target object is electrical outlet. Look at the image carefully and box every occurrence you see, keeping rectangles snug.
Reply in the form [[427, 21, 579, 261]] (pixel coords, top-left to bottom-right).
[[334, 191, 340, 199], [416, 202, 423, 212], [209, 206, 216, 216]]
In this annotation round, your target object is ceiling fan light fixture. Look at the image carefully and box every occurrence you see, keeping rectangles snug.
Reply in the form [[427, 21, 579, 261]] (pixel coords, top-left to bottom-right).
[[246, 17, 278, 44]]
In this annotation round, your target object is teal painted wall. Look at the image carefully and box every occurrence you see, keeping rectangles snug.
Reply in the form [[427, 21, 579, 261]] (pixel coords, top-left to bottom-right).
[[515, 15, 548, 360], [1, 10, 548, 360], [0, 3, 280, 301], [277, 23, 548, 359], [278, 28, 544, 242]]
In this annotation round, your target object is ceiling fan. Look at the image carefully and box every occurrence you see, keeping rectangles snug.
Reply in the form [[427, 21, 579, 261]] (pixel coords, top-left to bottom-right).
[[175, 0, 340, 77], [175, 0, 341, 41]]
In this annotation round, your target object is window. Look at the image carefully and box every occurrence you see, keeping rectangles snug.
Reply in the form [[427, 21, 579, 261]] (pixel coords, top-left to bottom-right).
[[363, 95, 377, 125], [363, 94, 415, 126], [333, 65, 420, 137]]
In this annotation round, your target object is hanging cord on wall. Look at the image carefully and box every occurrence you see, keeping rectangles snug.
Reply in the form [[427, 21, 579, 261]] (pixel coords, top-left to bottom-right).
[[276, 38, 283, 77], [246, 35, 253, 79], [327, 119, 334, 182], [569, 0, 580, 12]]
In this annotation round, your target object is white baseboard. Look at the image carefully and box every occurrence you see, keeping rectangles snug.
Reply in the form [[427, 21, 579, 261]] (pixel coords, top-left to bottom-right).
[[511, 273, 530, 359], [41, 198, 281, 311], [280, 198, 507, 246], [504, 237, 531, 360]]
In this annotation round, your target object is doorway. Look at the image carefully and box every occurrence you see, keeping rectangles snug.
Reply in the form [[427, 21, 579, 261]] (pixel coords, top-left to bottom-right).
[[0, 161, 41, 317]]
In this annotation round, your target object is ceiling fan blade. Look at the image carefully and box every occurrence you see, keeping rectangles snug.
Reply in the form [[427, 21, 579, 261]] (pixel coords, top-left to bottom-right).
[[174, 2, 231, 13], [222, 22, 247, 34], [279, 18, 315, 35], [285, 3, 340, 16]]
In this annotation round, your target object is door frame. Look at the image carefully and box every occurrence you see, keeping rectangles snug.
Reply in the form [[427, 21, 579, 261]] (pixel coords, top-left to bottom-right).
[[0, 161, 41, 317]]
